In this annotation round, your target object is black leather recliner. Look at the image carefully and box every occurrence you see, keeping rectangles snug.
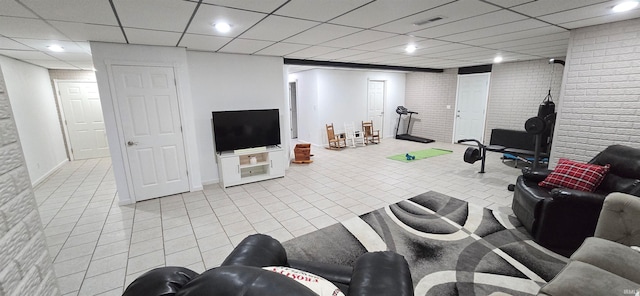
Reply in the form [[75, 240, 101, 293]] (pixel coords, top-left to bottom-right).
[[122, 234, 414, 296], [511, 145, 640, 256]]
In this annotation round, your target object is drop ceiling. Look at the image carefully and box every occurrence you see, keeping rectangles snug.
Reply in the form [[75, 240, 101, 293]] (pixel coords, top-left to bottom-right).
[[1, 0, 639, 71]]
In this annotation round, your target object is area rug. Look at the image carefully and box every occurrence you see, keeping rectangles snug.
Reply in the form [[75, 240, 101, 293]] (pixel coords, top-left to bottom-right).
[[282, 191, 568, 295], [387, 148, 453, 162]]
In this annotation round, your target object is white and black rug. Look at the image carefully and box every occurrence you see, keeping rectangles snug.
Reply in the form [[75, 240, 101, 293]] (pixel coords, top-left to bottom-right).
[[282, 191, 568, 296]]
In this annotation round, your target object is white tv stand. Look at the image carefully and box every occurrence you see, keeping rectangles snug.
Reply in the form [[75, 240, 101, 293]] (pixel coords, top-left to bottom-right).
[[216, 146, 285, 188]]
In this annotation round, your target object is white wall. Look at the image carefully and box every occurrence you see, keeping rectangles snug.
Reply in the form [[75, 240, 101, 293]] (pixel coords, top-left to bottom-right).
[[90, 42, 202, 204], [0, 55, 68, 185], [0, 65, 60, 296], [404, 69, 458, 143], [289, 68, 405, 146], [550, 18, 640, 164], [187, 51, 289, 184], [485, 58, 564, 142]]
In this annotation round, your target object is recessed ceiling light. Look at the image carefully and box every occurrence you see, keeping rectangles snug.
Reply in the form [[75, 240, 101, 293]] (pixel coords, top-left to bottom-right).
[[405, 45, 417, 53], [612, 1, 638, 12], [493, 56, 503, 63], [47, 45, 64, 52], [214, 22, 231, 33]]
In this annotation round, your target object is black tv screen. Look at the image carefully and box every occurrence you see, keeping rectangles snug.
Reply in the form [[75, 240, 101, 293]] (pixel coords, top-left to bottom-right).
[[212, 109, 281, 152]]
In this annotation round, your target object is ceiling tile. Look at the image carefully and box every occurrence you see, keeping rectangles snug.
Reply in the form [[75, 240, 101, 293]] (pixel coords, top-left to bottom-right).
[[188, 4, 266, 37], [374, 0, 499, 34], [255, 42, 309, 56], [412, 10, 527, 38], [49, 21, 126, 43], [0, 37, 31, 50], [322, 30, 396, 48], [47, 52, 93, 62], [350, 35, 426, 51], [440, 19, 549, 42], [218, 39, 274, 54], [20, 0, 118, 25], [180, 34, 231, 51], [24, 59, 78, 69], [463, 26, 567, 46], [274, 0, 370, 22], [240, 15, 319, 41], [0, 16, 69, 40], [200, 0, 288, 13], [330, 0, 452, 28], [0, 49, 54, 60], [113, 0, 197, 32], [558, 9, 640, 29], [488, 32, 569, 49], [501, 39, 569, 52], [68, 61, 96, 70], [482, 0, 534, 8], [341, 51, 390, 63], [283, 24, 361, 45], [0, 0, 38, 18], [511, 0, 606, 17], [539, 2, 640, 26], [11, 39, 88, 53], [124, 28, 182, 46], [286, 46, 340, 59]]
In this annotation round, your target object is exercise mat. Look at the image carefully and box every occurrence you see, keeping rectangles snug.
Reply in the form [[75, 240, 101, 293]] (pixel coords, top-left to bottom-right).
[[387, 148, 452, 162]]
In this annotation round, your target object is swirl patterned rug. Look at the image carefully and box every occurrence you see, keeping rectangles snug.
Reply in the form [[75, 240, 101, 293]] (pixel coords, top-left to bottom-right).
[[282, 191, 568, 296]]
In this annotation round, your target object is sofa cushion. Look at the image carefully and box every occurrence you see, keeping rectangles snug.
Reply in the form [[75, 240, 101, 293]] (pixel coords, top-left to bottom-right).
[[539, 261, 639, 296], [571, 237, 640, 284], [539, 158, 610, 192]]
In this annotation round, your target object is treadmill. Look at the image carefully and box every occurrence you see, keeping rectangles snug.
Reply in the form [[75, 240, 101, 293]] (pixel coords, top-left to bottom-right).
[[395, 106, 434, 143]]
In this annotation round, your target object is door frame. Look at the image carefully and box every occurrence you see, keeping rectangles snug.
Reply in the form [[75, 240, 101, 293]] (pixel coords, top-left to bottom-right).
[[289, 81, 298, 139], [367, 79, 386, 137], [54, 79, 98, 161], [104, 61, 193, 203], [452, 72, 491, 144]]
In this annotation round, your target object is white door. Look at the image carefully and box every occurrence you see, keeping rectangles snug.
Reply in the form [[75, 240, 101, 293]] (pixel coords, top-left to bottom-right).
[[58, 82, 110, 160], [453, 73, 490, 143], [367, 80, 385, 135], [289, 82, 298, 139], [112, 65, 189, 201]]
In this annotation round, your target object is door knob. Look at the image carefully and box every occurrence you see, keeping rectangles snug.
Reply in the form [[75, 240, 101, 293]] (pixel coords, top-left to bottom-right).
[[127, 141, 138, 146]]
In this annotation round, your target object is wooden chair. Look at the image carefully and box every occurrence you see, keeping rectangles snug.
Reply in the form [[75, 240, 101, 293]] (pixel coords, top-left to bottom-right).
[[344, 122, 365, 147], [326, 123, 346, 149], [362, 120, 380, 144]]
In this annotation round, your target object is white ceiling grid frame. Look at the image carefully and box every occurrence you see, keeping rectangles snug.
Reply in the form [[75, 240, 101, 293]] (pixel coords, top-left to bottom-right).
[[239, 15, 319, 42], [19, 0, 118, 25], [186, 3, 267, 37], [274, 0, 373, 22], [112, 0, 198, 32], [329, 0, 453, 28]]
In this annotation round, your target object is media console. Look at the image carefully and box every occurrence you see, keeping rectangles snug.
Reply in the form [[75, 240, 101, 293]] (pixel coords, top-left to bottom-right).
[[216, 146, 285, 188]]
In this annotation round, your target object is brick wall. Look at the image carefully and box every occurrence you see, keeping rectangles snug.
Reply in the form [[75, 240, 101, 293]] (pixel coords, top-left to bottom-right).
[[485, 59, 564, 142], [550, 18, 640, 164], [404, 69, 458, 142], [0, 66, 60, 295]]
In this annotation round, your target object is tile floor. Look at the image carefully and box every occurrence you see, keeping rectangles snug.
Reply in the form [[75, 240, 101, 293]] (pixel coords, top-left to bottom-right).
[[34, 139, 524, 296]]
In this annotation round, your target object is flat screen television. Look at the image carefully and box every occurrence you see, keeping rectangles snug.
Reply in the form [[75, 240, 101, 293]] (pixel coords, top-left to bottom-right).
[[212, 109, 281, 152]]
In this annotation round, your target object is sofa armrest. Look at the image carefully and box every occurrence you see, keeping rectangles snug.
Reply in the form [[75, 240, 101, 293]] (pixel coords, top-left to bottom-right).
[[521, 167, 553, 182], [348, 252, 413, 296], [221, 234, 288, 267], [595, 192, 640, 246], [549, 188, 607, 205], [123, 267, 198, 296]]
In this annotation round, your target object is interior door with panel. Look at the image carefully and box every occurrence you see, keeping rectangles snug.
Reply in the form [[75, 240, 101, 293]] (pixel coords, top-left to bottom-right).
[[58, 81, 110, 160], [453, 73, 490, 143], [112, 65, 189, 202], [367, 80, 385, 136]]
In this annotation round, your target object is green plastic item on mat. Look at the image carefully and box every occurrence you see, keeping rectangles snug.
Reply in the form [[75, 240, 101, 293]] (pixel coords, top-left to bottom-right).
[[387, 148, 453, 162]]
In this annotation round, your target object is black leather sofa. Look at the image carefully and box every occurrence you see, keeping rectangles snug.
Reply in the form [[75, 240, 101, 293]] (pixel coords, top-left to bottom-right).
[[122, 234, 414, 296], [511, 145, 640, 256]]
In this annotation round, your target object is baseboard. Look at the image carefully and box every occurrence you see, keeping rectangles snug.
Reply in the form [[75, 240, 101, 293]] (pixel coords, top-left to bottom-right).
[[201, 178, 220, 186], [32, 159, 69, 187]]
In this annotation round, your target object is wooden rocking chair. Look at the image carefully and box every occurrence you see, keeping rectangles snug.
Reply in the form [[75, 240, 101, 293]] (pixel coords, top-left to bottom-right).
[[362, 120, 380, 144], [326, 123, 346, 149]]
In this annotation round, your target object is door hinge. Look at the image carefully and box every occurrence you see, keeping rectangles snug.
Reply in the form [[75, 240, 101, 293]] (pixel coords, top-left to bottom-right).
[[180, 126, 183, 132], [186, 170, 189, 176]]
